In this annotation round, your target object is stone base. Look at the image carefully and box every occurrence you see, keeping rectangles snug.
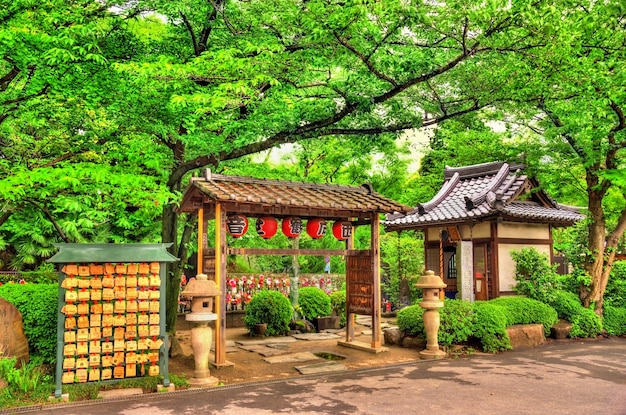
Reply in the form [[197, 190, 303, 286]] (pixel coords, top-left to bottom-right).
[[157, 384, 176, 393], [419, 348, 446, 360], [188, 376, 220, 387], [551, 321, 572, 340], [49, 393, 69, 403], [337, 340, 388, 354]]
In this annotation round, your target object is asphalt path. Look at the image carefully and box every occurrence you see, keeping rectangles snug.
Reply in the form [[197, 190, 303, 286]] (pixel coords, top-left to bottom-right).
[[30, 336, 626, 415]]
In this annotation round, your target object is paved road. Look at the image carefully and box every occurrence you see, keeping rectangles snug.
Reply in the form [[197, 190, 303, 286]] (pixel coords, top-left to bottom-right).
[[33, 337, 626, 415]]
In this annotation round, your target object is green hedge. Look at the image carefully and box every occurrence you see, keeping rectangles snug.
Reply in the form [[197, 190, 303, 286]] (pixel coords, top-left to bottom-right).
[[472, 302, 511, 353], [489, 297, 558, 337], [603, 306, 626, 336], [0, 284, 58, 364], [396, 304, 425, 336], [547, 290, 602, 338], [298, 287, 331, 321]]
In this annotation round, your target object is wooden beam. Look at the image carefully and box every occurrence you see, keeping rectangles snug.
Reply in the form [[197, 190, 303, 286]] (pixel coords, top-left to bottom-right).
[[226, 248, 371, 256]]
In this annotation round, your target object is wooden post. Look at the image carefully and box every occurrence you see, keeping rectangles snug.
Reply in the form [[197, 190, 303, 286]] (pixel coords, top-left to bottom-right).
[[197, 207, 203, 274], [371, 212, 382, 349], [214, 203, 227, 365], [345, 231, 355, 343]]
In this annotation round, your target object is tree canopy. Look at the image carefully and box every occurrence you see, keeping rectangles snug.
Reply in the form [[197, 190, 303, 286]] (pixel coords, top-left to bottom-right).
[[2, 0, 626, 321]]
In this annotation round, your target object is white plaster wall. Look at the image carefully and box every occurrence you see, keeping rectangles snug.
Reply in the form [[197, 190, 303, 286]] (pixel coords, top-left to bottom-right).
[[497, 222, 549, 239], [498, 243, 551, 292], [426, 227, 442, 241], [460, 222, 491, 239]]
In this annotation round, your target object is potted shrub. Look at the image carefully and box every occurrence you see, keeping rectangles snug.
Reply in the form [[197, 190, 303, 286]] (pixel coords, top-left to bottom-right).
[[298, 287, 336, 331], [243, 290, 293, 336]]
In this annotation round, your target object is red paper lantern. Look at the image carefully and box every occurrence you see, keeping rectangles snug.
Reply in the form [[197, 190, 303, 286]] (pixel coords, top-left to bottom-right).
[[256, 216, 278, 239], [306, 218, 327, 239], [332, 221, 352, 241], [282, 217, 302, 238], [226, 214, 248, 238]]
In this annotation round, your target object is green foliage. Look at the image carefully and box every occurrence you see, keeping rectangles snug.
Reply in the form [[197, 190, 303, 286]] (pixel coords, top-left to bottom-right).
[[0, 357, 54, 409], [380, 230, 424, 307], [546, 290, 602, 338], [489, 297, 558, 337], [602, 306, 626, 336], [471, 302, 512, 353], [605, 261, 626, 308], [243, 290, 293, 336], [511, 248, 560, 303], [569, 308, 602, 338], [297, 287, 331, 321], [0, 284, 58, 363], [396, 305, 425, 337], [329, 290, 346, 327], [438, 299, 476, 346]]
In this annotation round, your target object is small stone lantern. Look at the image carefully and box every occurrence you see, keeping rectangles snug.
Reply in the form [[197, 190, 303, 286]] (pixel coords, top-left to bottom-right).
[[180, 273, 221, 386], [415, 270, 447, 360]]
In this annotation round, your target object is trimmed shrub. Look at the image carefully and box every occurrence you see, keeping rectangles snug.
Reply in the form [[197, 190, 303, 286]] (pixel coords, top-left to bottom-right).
[[605, 261, 626, 307], [471, 302, 511, 353], [298, 287, 331, 321], [489, 297, 558, 337], [243, 290, 293, 336], [569, 307, 602, 338], [0, 284, 58, 364], [396, 304, 425, 336], [438, 299, 475, 346], [546, 290, 601, 338], [329, 290, 346, 327], [603, 306, 626, 336]]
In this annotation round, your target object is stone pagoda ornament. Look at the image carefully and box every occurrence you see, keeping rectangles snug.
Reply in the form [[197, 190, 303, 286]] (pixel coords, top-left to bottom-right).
[[415, 270, 447, 360], [180, 273, 221, 386]]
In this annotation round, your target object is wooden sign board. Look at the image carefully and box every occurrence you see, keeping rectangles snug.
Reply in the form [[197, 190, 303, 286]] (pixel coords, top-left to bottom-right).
[[346, 255, 374, 315]]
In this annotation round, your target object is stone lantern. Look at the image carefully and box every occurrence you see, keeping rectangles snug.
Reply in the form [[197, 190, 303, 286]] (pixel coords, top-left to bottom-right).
[[415, 270, 447, 360], [180, 273, 221, 386]]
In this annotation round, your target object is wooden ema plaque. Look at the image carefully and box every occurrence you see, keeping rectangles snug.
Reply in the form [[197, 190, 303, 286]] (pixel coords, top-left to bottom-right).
[[346, 255, 374, 315], [59, 262, 163, 384]]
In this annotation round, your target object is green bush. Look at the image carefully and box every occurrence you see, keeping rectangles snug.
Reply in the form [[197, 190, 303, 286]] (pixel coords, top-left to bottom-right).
[[546, 290, 601, 338], [471, 302, 511, 353], [298, 287, 331, 321], [329, 290, 346, 327], [0, 284, 58, 364], [511, 247, 560, 303], [438, 299, 475, 346], [603, 306, 626, 336], [605, 261, 626, 307], [396, 304, 425, 336], [569, 307, 602, 338], [489, 297, 558, 337], [243, 290, 293, 336]]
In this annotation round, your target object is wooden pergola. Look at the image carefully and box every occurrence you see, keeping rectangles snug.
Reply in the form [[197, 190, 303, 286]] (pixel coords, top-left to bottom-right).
[[178, 170, 410, 365]]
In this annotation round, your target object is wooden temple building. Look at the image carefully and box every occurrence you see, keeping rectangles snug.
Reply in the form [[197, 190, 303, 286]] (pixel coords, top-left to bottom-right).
[[178, 169, 410, 365], [384, 161, 585, 301]]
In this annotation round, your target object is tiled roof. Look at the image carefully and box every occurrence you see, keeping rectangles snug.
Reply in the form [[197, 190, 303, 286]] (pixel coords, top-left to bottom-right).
[[179, 170, 411, 217], [384, 161, 585, 229]]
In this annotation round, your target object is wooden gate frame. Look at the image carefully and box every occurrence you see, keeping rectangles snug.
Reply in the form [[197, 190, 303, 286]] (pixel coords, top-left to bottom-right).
[[178, 171, 410, 364]]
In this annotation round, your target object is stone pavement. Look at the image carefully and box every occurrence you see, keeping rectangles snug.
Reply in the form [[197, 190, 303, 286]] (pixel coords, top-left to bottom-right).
[[30, 335, 626, 415]]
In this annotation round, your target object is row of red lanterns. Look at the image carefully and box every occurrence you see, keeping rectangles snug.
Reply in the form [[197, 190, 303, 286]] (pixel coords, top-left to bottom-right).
[[226, 215, 353, 241]]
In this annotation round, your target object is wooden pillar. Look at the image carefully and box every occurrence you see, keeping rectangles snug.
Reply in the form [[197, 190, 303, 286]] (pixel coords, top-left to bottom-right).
[[214, 203, 227, 365], [197, 207, 204, 274], [371, 212, 382, 349], [345, 229, 355, 343]]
